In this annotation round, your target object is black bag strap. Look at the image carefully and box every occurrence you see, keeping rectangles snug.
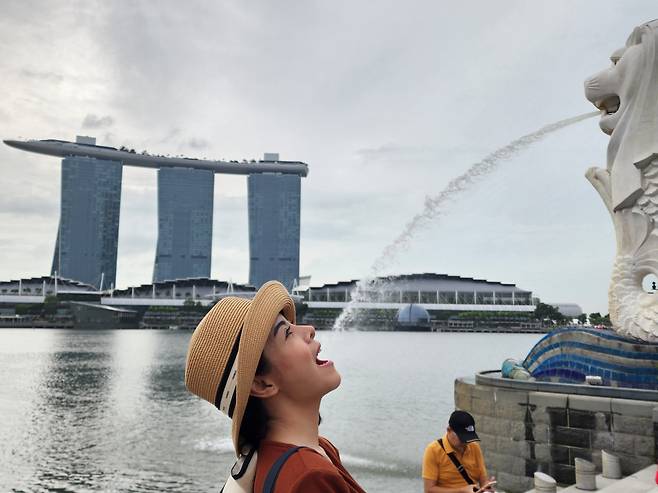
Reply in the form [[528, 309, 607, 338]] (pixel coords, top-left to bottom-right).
[[262, 446, 305, 493], [438, 438, 474, 485]]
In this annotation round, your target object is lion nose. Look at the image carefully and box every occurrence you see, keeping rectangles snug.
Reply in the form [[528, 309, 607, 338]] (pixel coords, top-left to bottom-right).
[[584, 66, 618, 107], [584, 76, 602, 106]]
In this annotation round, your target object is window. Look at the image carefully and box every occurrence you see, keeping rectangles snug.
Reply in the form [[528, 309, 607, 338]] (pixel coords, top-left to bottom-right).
[[439, 291, 456, 304], [457, 292, 474, 304], [402, 291, 418, 303], [476, 292, 494, 304], [420, 291, 437, 303]]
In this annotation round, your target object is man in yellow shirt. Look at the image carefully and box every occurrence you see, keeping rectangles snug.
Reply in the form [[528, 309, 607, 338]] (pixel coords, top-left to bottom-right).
[[422, 411, 495, 493]]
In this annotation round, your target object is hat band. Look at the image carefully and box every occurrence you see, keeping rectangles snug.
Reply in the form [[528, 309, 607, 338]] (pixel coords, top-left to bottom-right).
[[214, 331, 241, 418]]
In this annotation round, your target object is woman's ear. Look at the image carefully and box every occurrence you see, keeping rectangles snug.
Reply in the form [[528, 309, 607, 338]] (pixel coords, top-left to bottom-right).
[[250, 376, 278, 398]]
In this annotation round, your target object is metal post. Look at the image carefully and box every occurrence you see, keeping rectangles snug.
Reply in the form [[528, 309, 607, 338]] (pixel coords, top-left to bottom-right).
[[18, 279, 22, 296], [58, 222, 62, 279]]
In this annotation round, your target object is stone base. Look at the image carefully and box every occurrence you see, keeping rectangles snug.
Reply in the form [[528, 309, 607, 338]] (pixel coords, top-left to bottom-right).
[[454, 375, 658, 492]]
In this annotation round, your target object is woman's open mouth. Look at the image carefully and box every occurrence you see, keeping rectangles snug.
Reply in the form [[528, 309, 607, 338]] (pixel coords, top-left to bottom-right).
[[315, 357, 333, 367]]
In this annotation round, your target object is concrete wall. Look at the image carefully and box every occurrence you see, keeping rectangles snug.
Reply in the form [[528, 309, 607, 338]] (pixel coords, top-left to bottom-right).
[[454, 378, 658, 492]]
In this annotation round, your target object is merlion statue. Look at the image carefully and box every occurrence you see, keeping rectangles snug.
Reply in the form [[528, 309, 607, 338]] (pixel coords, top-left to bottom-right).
[[585, 19, 658, 341]]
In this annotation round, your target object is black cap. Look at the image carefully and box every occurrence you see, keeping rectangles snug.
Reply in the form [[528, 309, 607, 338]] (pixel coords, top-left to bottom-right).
[[449, 410, 479, 443]]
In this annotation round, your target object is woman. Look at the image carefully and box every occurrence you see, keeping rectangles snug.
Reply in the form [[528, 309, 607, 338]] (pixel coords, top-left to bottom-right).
[[185, 280, 366, 493]]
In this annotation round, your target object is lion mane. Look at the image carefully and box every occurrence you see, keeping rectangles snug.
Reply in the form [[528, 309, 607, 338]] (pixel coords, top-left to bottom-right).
[[586, 19, 658, 212]]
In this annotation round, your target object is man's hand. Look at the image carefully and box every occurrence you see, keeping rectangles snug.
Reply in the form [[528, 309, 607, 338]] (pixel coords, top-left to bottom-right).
[[475, 476, 496, 493]]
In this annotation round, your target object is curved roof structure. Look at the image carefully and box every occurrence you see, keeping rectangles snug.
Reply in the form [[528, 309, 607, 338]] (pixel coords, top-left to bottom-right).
[[397, 304, 431, 324], [3, 139, 309, 176]]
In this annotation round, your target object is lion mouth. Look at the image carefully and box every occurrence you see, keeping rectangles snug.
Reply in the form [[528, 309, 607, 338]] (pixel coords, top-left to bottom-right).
[[596, 95, 620, 115]]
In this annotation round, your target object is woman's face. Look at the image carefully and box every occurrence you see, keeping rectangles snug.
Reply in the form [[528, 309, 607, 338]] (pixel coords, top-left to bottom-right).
[[261, 314, 341, 401]]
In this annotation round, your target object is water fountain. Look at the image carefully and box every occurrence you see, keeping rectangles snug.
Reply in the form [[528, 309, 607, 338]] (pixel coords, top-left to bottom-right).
[[334, 111, 597, 330]]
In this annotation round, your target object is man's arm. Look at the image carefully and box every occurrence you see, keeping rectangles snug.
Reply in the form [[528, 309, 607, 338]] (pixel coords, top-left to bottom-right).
[[423, 480, 475, 493], [477, 475, 496, 493], [476, 443, 494, 491]]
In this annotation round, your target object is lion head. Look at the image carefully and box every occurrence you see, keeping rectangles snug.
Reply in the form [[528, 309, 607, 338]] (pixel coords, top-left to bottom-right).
[[584, 19, 658, 211]]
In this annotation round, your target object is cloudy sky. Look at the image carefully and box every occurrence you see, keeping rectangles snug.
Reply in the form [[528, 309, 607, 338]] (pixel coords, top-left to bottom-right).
[[1, 1, 656, 313]]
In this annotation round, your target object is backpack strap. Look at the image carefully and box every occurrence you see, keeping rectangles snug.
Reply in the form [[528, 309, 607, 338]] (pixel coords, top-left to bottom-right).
[[438, 438, 475, 485], [262, 446, 305, 493]]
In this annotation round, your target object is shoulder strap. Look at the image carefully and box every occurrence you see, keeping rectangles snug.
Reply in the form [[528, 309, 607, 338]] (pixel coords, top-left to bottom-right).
[[438, 438, 475, 485], [262, 446, 304, 493]]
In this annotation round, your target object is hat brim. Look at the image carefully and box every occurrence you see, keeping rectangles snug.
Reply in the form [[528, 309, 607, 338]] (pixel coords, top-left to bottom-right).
[[230, 281, 296, 454], [457, 430, 480, 443]]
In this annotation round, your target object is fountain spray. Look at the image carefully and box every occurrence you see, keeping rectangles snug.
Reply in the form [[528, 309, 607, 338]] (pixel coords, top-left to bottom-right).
[[333, 111, 599, 330]]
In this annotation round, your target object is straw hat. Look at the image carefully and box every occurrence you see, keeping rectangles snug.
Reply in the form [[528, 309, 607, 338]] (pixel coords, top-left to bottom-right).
[[184, 280, 296, 455]]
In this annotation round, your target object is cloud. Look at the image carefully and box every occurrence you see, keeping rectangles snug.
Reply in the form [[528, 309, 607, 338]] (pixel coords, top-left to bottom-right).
[[2, 1, 658, 312], [20, 69, 64, 83], [82, 113, 114, 129], [187, 137, 209, 150]]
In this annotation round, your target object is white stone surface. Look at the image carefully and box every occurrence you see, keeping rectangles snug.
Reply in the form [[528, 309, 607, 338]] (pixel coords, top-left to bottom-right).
[[585, 19, 658, 342]]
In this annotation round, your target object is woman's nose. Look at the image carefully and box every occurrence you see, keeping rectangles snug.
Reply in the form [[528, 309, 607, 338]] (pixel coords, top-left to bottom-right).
[[300, 324, 315, 341]]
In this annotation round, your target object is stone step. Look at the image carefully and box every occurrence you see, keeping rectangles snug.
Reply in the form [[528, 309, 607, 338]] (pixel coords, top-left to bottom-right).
[[590, 465, 656, 493], [524, 464, 657, 493]]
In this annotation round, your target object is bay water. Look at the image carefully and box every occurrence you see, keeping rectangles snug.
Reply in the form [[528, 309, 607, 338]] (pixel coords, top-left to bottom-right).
[[0, 329, 541, 492]]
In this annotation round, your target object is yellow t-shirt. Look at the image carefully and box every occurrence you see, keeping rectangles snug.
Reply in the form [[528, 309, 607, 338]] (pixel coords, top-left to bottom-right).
[[422, 433, 487, 488]]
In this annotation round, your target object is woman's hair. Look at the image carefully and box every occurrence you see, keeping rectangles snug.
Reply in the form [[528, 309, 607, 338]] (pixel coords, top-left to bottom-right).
[[238, 354, 271, 449]]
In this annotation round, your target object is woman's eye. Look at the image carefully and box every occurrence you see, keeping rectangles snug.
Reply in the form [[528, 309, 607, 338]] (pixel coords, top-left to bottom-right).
[[285, 327, 292, 339]]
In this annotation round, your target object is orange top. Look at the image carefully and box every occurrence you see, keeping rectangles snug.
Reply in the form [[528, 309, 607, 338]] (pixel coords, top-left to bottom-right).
[[422, 433, 487, 488], [254, 437, 366, 493]]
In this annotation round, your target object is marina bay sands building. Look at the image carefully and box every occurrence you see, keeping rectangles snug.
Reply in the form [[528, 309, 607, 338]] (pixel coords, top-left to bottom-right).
[[4, 137, 308, 290], [248, 154, 301, 289], [52, 136, 122, 289], [153, 167, 214, 283]]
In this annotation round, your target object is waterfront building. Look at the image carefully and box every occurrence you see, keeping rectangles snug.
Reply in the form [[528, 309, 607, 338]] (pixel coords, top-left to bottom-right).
[[303, 273, 535, 306], [248, 153, 301, 290], [153, 168, 214, 282], [109, 277, 255, 305], [299, 273, 540, 330], [51, 136, 122, 289], [5, 139, 308, 287]]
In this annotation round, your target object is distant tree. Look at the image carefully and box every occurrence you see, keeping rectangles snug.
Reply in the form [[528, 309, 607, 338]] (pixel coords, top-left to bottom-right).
[[577, 313, 587, 324], [589, 312, 603, 325], [534, 303, 563, 324], [43, 295, 58, 315]]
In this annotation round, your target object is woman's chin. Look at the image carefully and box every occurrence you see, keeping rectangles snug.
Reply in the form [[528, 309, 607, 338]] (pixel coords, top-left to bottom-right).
[[325, 371, 342, 393]]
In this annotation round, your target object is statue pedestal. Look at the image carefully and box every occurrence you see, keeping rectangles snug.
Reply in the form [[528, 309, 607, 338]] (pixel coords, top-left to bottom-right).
[[454, 371, 658, 492]]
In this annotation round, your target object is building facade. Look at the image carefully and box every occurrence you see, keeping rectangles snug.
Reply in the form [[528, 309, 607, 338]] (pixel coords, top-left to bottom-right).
[[153, 167, 214, 282], [299, 273, 538, 330], [7, 138, 308, 289], [51, 136, 122, 289], [248, 161, 301, 290]]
